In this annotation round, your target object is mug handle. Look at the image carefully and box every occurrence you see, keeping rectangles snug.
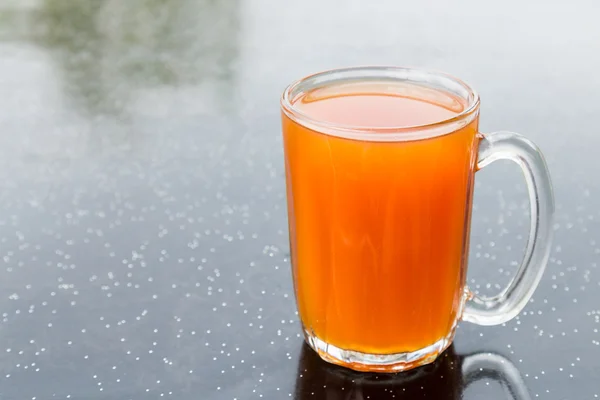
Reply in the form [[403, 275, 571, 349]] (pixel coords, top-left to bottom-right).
[[462, 352, 532, 400], [462, 131, 555, 326]]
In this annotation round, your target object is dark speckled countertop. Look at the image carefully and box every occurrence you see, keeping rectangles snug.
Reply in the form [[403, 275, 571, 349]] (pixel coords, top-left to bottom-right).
[[0, 0, 598, 399]]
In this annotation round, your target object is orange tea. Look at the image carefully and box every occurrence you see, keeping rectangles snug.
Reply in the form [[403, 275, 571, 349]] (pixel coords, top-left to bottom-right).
[[281, 67, 554, 373], [282, 81, 478, 356]]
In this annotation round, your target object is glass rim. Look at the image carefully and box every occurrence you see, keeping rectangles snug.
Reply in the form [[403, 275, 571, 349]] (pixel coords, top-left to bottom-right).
[[280, 66, 480, 142]]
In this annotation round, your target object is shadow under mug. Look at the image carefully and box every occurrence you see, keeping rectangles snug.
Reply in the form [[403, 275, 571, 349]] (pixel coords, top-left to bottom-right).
[[281, 67, 554, 372], [294, 343, 532, 400]]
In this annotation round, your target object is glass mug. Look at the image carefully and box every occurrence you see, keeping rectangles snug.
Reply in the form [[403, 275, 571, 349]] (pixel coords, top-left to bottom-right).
[[280, 67, 554, 372]]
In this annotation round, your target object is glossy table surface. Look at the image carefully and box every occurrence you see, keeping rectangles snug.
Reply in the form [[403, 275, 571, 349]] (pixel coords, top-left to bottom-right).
[[0, 0, 599, 399]]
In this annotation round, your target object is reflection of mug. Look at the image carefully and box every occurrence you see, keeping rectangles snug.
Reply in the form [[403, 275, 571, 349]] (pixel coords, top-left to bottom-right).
[[281, 67, 554, 372], [294, 343, 531, 400]]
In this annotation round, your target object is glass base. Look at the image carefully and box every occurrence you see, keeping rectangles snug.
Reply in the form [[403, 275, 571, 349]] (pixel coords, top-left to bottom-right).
[[303, 329, 455, 373]]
